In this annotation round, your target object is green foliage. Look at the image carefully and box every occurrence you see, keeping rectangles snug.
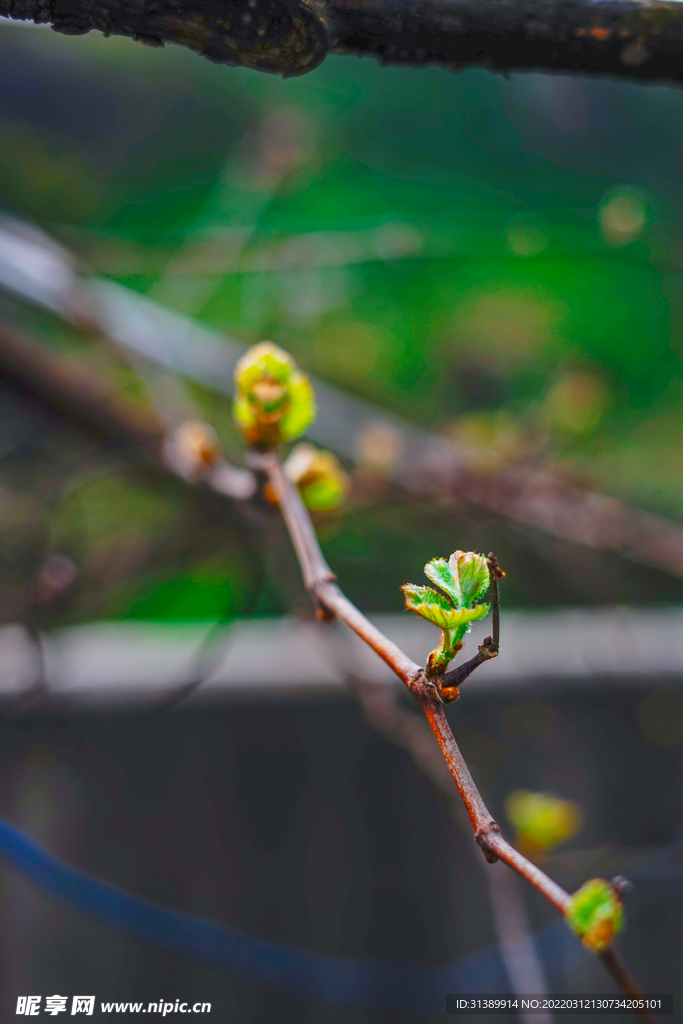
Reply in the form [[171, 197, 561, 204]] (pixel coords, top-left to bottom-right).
[[402, 550, 490, 672], [566, 879, 624, 953], [233, 342, 316, 445]]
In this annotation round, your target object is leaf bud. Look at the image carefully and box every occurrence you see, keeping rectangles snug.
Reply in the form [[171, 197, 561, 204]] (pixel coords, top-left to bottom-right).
[[166, 419, 222, 481], [284, 442, 349, 512], [505, 790, 582, 857], [233, 342, 316, 446], [566, 878, 624, 953], [401, 549, 492, 675]]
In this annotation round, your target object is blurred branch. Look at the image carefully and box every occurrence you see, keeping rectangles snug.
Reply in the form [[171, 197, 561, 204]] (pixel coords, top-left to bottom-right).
[[2, 0, 683, 82], [2, 215, 683, 581], [485, 865, 553, 1024], [261, 444, 657, 1021], [76, 280, 683, 582], [0, 321, 256, 501]]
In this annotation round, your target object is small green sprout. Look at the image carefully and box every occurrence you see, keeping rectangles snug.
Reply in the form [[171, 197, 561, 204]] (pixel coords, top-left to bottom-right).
[[566, 878, 624, 953], [264, 442, 349, 511], [505, 790, 582, 858], [402, 550, 490, 674], [233, 341, 316, 446], [284, 442, 350, 512]]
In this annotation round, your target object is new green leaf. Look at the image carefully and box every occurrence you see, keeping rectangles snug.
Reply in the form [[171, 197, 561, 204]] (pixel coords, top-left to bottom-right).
[[424, 558, 460, 605], [401, 585, 455, 628], [448, 550, 490, 607]]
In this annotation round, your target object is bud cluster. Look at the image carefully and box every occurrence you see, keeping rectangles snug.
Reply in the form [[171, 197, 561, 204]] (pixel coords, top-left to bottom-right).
[[234, 341, 315, 446]]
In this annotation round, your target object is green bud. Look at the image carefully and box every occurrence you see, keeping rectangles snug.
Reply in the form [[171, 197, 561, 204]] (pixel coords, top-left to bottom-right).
[[233, 341, 316, 446], [505, 790, 582, 856], [566, 879, 624, 953], [283, 442, 350, 512]]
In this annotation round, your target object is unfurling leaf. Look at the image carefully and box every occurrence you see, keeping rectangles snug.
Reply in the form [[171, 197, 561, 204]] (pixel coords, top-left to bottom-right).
[[505, 790, 582, 856], [566, 879, 624, 953], [402, 584, 455, 628], [402, 549, 492, 675], [448, 550, 490, 607], [402, 584, 489, 630], [423, 558, 460, 605], [233, 342, 316, 445]]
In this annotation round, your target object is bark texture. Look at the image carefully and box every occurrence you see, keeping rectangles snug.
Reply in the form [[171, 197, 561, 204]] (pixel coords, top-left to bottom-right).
[[2, 0, 683, 80], [0, 0, 332, 75]]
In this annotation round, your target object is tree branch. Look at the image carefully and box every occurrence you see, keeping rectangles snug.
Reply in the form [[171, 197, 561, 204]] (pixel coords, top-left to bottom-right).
[[0, 308, 658, 1017], [340, 666, 550, 1022], [3, 0, 683, 82], [261, 443, 658, 1021], [329, 0, 683, 83]]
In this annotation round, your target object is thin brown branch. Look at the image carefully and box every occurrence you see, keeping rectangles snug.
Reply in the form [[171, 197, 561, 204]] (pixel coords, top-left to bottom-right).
[[342, 668, 551, 1020], [262, 445, 656, 1021], [599, 949, 660, 1024], [251, 448, 421, 683], [248, 448, 335, 596]]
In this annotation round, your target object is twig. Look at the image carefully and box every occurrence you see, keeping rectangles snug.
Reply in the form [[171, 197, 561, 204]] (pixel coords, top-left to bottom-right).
[[261, 445, 657, 1021], [250, 448, 420, 682], [599, 947, 659, 1022], [341, 665, 551, 1020]]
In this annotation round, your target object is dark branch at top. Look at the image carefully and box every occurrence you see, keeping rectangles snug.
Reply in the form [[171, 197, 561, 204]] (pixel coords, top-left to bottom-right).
[[330, 0, 683, 83], [2, 0, 683, 82]]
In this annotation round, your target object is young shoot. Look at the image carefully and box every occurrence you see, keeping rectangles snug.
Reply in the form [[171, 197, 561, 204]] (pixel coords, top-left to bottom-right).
[[402, 550, 491, 676]]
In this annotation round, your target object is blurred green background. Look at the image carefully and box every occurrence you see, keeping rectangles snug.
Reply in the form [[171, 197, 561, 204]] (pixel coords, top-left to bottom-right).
[[2, 19, 683, 624]]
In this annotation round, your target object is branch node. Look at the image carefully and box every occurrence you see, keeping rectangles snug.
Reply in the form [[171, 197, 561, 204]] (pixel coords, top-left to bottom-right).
[[478, 636, 498, 659], [486, 552, 506, 579], [406, 669, 444, 706], [476, 822, 502, 863], [314, 593, 337, 621]]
